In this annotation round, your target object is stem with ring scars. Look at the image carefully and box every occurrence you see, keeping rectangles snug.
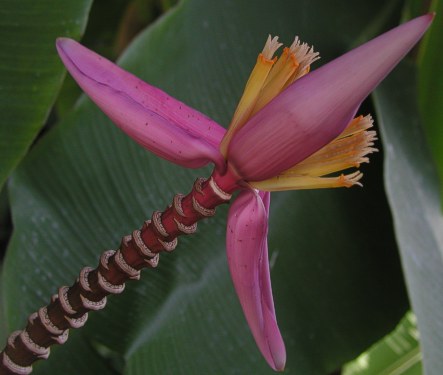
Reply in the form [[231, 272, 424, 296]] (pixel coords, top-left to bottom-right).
[[0, 173, 237, 375]]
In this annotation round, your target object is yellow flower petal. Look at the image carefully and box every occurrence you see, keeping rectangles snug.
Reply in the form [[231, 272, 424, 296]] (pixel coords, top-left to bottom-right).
[[220, 35, 319, 157], [283, 115, 377, 176], [252, 37, 320, 115], [285, 37, 319, 86], [250, 115, 377, 191], [220, 36, 281, 156], [251, 48, 299, 115], [251, 171, 364, 191]]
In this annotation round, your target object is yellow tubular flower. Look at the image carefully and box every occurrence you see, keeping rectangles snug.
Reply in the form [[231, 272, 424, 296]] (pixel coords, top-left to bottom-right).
[[251, 115, 378, 191], [219, 36, 282, 156], [220, 35, 320, 157]]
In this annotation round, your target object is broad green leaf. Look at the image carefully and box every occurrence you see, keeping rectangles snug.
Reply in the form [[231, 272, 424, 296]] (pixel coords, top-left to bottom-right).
[[343, 312, 422, 375], [3, 0, 409, 374], [417, 0, 443, 201], [0, 0, 93, 189], [374, 62, 443, 375]]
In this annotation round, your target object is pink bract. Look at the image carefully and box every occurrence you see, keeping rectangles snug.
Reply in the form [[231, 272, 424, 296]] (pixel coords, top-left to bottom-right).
[[56, 38, 226, 170], [226, 190, 285, 371]]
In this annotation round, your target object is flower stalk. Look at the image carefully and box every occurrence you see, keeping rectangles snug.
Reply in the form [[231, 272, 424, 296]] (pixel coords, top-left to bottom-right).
[[0, 176, 233, 375]]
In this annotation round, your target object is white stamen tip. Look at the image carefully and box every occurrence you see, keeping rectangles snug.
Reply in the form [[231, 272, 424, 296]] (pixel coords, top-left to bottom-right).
[[262, 35, 283, 59], [344, 171, 364, 187]]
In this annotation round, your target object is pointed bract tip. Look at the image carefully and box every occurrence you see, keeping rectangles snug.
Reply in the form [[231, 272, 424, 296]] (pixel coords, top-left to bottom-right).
[[414, 12, 435, 27], [56, 37, 69, 45], [56, 37, 76, 54]]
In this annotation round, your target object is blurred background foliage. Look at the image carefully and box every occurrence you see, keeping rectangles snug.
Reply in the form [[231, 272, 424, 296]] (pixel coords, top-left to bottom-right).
[[0, 0, 442, 374]]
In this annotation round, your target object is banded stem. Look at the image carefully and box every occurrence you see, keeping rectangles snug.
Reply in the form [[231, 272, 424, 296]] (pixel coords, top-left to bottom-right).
[[0, 176, 233, 375]]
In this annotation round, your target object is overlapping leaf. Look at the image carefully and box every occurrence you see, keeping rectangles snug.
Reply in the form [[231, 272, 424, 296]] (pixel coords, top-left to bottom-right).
[[417, 0, 443, 201], [343, 312, 422, 375], [374, 62, 443, 374]]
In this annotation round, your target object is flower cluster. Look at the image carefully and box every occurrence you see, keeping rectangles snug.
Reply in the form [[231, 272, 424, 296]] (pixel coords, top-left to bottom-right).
[[57, 14, 432, 371]]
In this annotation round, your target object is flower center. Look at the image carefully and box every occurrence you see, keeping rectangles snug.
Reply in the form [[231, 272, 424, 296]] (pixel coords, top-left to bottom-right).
[[220, 35, 377, 191]]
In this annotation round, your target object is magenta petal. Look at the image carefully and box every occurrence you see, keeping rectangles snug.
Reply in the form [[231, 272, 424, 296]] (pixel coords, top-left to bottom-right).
[[228, 14, 433, 181], [227, 189, 285, 371], [56, 38, 225, 170]]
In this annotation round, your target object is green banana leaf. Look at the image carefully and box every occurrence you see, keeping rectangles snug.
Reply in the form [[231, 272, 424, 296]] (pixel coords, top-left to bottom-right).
[[417, 0, 443, 202], [343, 311, 422, 375], [374, 61, 443, 374], [0, 0, 93, 189]]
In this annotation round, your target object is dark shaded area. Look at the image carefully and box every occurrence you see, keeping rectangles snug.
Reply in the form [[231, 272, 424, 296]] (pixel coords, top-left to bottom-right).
[[0, 187, 12, 262]]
